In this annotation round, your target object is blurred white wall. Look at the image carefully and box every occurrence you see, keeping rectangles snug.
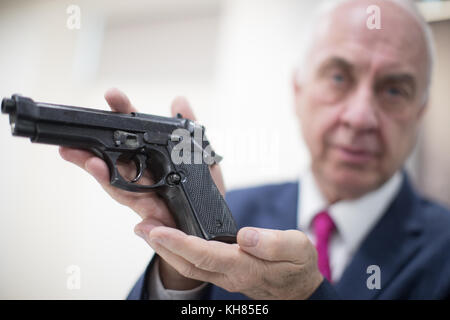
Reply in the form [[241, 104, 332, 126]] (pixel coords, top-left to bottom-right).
[[0, 0, 316, 299]]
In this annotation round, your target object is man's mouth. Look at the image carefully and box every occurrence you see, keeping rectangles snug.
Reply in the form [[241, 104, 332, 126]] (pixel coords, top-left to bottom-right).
[[333, 145, 378, 165]]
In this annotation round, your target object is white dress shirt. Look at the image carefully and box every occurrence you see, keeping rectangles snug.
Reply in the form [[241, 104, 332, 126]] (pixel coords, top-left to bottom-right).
[[298, 169, 403, 282], [148, 257, 208, 300], [148, 168, 403, 298]]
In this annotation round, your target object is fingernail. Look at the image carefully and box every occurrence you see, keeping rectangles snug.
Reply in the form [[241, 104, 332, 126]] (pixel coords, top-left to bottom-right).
[[241, 229, 259, 247], [135, 229, 145, 238]]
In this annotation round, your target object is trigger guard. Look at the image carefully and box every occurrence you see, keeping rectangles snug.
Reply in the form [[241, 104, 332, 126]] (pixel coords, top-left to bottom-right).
[[103, 150, 168, 192], [131, 154, 147, 183]]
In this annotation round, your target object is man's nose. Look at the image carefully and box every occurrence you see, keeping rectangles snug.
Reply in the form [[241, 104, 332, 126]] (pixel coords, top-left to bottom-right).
[[340, 85, 379, 132]]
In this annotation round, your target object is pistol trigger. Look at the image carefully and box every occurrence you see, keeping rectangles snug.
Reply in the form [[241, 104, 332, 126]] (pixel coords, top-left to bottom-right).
[[131, 154, 147, 183]]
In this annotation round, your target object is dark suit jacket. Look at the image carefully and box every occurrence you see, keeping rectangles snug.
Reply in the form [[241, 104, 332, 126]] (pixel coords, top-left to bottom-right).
[[127, 173, 450, 299]]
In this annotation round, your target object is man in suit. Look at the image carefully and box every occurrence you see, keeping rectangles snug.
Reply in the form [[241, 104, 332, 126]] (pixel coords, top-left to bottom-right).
[[60, 0, 450, 299]]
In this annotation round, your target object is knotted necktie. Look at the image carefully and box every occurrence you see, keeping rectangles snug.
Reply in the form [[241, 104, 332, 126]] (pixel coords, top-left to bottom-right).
[[312, 210, 336, 282]]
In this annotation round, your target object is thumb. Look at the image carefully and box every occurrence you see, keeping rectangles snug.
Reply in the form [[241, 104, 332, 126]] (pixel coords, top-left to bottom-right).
[[237, 227, 311, 264]]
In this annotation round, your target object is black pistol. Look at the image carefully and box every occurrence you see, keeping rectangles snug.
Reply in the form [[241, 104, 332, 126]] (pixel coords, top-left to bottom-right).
[[1, 94, 238, 243]]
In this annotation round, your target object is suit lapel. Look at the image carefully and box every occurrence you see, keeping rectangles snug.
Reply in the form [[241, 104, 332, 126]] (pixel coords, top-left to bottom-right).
[[334, 175, 424, 299]]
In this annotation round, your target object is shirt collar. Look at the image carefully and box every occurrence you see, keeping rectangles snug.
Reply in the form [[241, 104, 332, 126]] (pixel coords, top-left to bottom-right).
[[298, 168, 403, 253]]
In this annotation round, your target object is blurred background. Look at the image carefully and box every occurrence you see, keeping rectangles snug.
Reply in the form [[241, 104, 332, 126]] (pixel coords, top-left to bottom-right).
[[0, 0, 448, 299]]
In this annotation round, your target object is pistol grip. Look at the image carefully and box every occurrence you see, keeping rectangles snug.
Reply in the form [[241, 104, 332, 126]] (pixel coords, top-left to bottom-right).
[[160, 161, 238, 243]]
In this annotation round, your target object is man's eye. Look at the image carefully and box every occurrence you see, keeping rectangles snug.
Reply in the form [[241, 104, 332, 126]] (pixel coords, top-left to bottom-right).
[[386, 87, 402, 96], [332, 73, 346, 84]]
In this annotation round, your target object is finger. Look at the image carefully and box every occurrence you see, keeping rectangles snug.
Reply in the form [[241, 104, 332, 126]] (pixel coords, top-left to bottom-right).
[[84, 156, 110, 185], [59, 146, 110, 183], [148, 226, 241, 274], [60, 144, 175, 224], [134, 219, 166, 239], [170, 96, 196, 121], [104, 88, 138, 113], [237, 227, 311, 264], [59, 146, 96, 169], [150, 238, 219, 283]]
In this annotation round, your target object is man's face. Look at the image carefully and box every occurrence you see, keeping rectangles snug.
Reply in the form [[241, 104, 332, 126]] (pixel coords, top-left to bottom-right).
[[295, 0, 430, 200]]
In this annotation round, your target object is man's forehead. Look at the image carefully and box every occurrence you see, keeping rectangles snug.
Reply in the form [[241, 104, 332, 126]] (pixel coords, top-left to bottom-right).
[[308, 1, 428, 79], [321, 2, 422, 51]]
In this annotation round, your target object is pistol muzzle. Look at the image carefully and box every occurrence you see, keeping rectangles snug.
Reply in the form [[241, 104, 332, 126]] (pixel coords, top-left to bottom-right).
[[1, 98, 16, 114]]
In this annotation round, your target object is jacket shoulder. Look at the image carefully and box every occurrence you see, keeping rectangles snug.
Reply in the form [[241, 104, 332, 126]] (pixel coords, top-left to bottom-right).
[[225, 181, 298, 229], [409, 196, 450, 298], [418, 197, 450, 242]]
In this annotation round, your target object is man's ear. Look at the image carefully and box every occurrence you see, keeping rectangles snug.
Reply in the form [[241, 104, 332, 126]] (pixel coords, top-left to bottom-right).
[[292, 69, 303, 117], [417, 94, 429, 120], [292, 69, 303, 96]]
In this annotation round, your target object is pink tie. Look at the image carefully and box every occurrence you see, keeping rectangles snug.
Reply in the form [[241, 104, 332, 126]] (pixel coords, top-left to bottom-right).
[[313, 210, 335, 282]]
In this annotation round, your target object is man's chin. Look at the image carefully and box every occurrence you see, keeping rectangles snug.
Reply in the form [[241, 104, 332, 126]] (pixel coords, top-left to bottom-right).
[[326, 166, 380, 199]]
